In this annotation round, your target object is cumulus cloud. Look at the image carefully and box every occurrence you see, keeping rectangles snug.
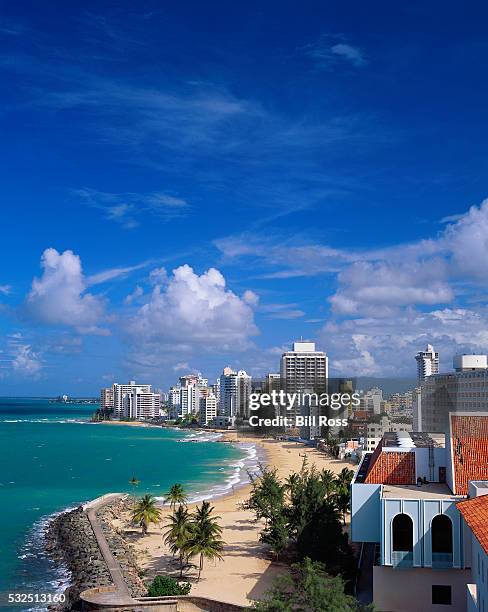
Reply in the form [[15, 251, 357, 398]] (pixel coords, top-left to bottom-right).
[[444, 199, 488, 280], [24, 248, 107, 334], [126, 264, 258, 358]]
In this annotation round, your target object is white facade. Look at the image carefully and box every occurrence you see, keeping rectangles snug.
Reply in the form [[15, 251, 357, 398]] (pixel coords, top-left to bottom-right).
[[113, 381, 152, 418], [110, 381, 160, 419], [416, 344, 439, 382], [168, 386, 181, 419], [219, 367, 252, 419], [124, 387, 161, 419], [199, 393, 217, 426], [280, 341, 328, 416], [454, 355, 488, 372]]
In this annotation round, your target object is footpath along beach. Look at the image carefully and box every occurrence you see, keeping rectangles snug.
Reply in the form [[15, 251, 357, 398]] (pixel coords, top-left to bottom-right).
[[108, 432, 356, 607]]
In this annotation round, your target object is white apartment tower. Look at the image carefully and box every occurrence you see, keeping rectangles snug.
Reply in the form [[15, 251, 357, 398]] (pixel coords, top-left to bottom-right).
[[415, 344, 439, 382], [219, 367, 252, 419], [280, 341, 328, 404], [112, 381, 160, 419], [199, 393, 218, 426]]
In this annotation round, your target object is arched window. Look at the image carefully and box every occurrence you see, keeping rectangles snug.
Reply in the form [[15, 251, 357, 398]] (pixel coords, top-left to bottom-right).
[[392, 514, 413, 552], [432, 515, 452, 554], [432, 514, 453, 567]]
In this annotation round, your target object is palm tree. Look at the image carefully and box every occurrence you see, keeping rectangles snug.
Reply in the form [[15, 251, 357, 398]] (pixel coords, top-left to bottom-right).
[[320, 469, 336, 498], [129, 476, 140, 496], [164, 505, 193, 577], [335, 467, 354, 490], [131, 494, 162, 536], [335, 488, 350, 525], [183, 501, 224, 581], [164, 483, 188, 509]]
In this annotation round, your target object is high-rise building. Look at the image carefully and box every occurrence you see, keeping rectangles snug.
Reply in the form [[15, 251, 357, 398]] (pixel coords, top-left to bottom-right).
[[111, 381, 160, 419], [113, 381, 152, 418], [280, 341, 328, 416], [168, 386, 181, 419], [360, 387, 383, 415], [219, 367, 252, 419], [419, 354, 488, 433], [263, 373, 281, 394], [199, 393, 218, 426], [415, 344, 439, 382], [100, 387, 114, 410]]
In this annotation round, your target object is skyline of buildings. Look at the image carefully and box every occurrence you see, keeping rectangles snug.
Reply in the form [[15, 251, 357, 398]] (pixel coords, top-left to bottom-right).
[[99, 341, 488, 440]]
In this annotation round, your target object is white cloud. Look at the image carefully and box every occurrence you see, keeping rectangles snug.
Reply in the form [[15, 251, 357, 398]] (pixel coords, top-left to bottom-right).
[[86, 261, 149, 285], [243, 290, 259, 306], [124, 285, 144, 305], [259, 303, 305, 319], [74, 188, 189, 229], [329, 259, 453, 316], [444, 199, 488, 280], [303, 35, 367, 69], [24, 248, 107, 334], [12, 343, 42, 375], [126, 264, 258, 358], [173, 362, 190, 372], [321, 306, 488, 376], [0, 285, 11, 295], [330, 43, 367, 67], [149, 267, 168, 285]]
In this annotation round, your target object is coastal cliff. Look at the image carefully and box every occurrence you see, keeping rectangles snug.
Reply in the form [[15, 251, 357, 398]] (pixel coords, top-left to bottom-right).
[[45, 497, 146, 610]]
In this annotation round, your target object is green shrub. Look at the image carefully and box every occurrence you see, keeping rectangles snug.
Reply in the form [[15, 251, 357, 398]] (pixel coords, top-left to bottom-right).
[[147, 575, 191, 597]]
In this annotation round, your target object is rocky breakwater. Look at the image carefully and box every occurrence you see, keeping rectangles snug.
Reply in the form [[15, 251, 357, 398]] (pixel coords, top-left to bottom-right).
[[45, 506, 112, 610], [45, 496, 146, 610], [95, 496, 147, 598]]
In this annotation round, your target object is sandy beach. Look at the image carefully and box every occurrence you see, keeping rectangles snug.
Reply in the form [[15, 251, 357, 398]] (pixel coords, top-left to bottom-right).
[[111, 431, 356, 607]]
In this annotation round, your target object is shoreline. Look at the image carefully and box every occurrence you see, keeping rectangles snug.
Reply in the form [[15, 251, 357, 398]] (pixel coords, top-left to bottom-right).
[[43, 424, 357, 608], [112, 435, 356, 606]]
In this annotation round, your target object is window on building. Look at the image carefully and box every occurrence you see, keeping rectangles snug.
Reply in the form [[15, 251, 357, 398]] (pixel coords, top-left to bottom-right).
[[432, 585, 451, 605], [432, 515, 453, 555], [392, 513, 413, 552]]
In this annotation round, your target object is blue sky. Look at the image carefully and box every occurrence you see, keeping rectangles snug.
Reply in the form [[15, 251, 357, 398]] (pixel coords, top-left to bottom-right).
[[2, 1, 488, 394]]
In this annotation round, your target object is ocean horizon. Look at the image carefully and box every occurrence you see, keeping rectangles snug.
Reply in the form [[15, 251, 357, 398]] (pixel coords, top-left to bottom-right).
[[0, 398, 257, 612]]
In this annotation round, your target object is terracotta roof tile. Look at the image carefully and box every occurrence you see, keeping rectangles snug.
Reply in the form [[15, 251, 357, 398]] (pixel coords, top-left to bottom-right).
[[365, 449, 415, 485], [451, 415, 488, 495], [457, 495, 488, 555]]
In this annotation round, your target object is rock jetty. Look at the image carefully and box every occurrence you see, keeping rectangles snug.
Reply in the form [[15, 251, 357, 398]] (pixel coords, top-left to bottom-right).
[[45, 496, 146, 610]]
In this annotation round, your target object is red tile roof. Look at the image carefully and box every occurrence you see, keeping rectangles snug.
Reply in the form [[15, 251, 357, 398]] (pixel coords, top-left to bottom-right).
[[451, 415, 488, 495], [457, 495, 488, 554], [365, 449, 416, 485]]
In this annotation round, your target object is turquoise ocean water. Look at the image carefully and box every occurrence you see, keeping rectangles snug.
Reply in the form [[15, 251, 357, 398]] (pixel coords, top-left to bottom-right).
[[0, 398, 254, 611]]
